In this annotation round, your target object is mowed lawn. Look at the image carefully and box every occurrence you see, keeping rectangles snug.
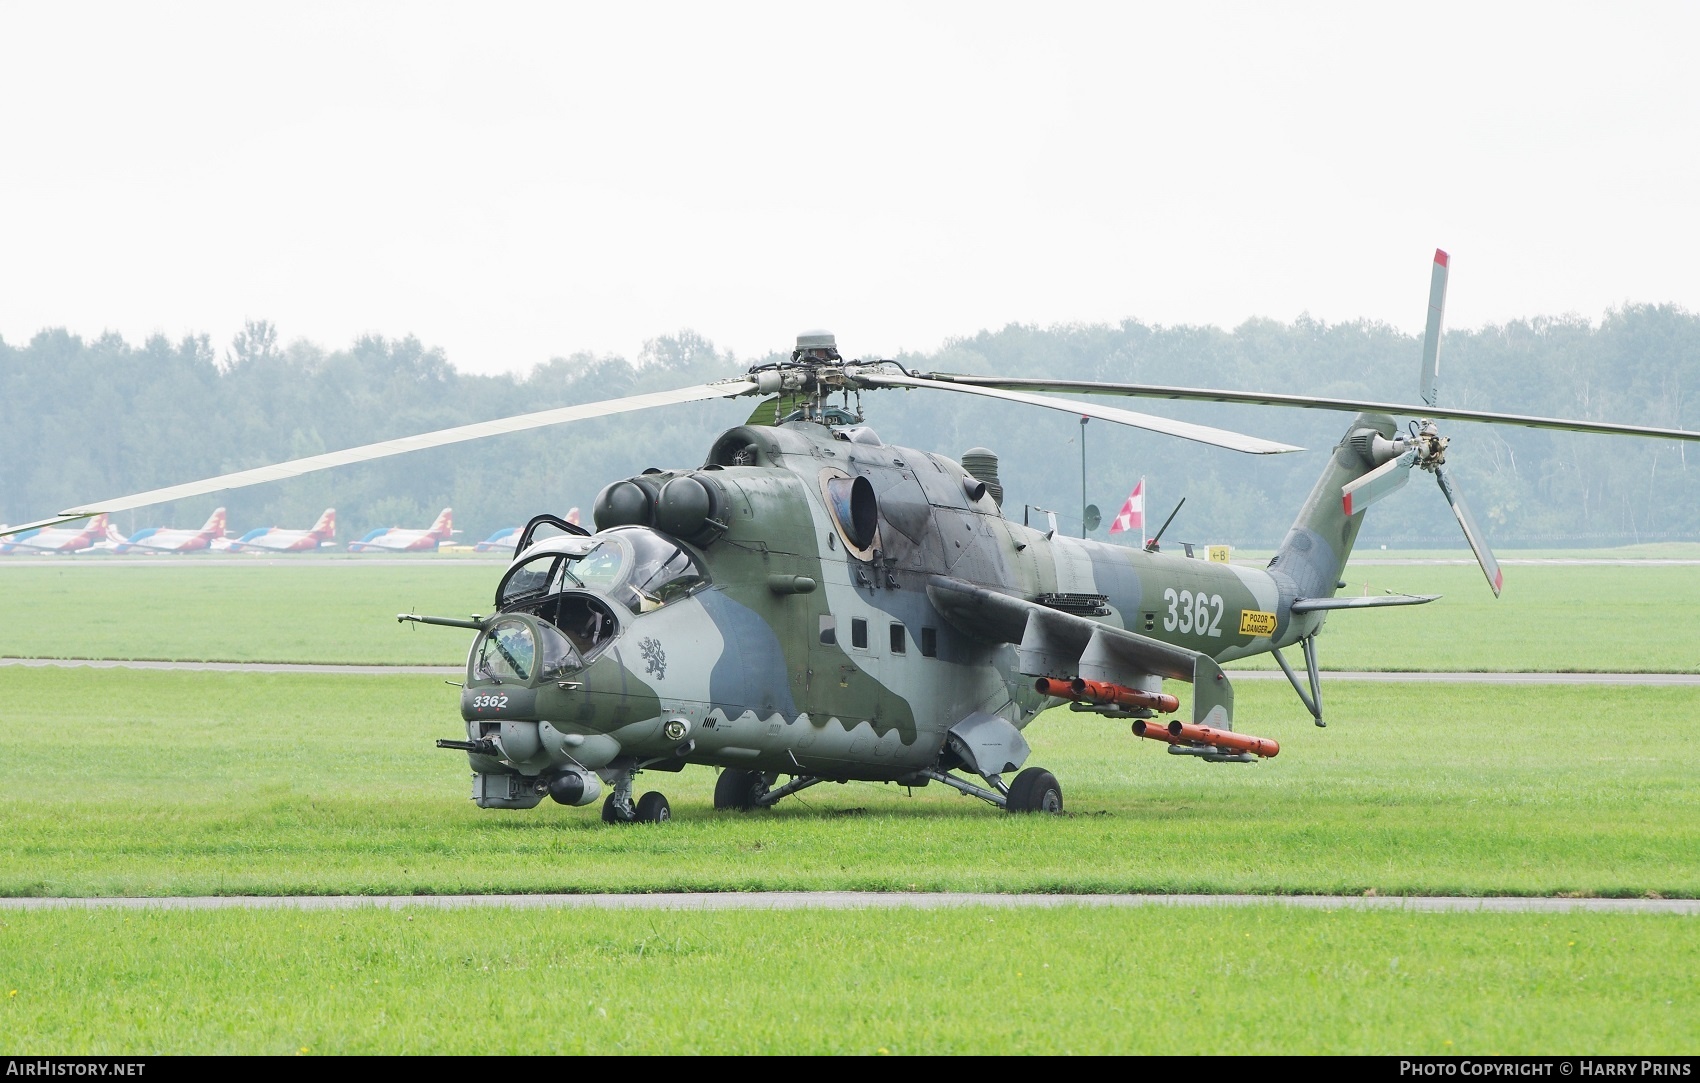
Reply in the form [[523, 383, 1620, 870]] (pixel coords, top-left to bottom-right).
[[0, 557, 1695, 670], [3, 907, 1694, 1054], [0, 561, 494, 665], [1, 668, 1695, 898]]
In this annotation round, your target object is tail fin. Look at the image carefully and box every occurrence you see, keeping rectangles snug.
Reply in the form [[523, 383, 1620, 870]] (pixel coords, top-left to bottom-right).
[[1269, 413, 1401, 619], [429, 508, 453, 538], [88, 514, 110, 536], [311, 509, 336, 538], [201, 508, 227, 536]]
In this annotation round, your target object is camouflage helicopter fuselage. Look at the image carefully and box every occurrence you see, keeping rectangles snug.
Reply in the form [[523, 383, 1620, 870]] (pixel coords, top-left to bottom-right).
[[444, 409, 1398, 816]]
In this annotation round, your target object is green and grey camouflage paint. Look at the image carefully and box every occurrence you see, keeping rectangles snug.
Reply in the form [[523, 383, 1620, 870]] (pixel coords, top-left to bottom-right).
[[451, 412, 1396, 810]]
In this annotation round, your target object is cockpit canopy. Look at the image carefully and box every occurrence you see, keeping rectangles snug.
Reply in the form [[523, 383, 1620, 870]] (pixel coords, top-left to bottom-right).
[[494, 526, 710, 646], [475, 615, 579, 683]]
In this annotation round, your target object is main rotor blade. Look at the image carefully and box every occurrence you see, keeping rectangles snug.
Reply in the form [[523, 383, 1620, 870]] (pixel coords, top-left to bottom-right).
[[915, 374, 1700, 443], [2, 379, 757, 535], [1435, 464, 1504, 597], [858, 373, 1302, 454], [1421, 249, 1448, 408]]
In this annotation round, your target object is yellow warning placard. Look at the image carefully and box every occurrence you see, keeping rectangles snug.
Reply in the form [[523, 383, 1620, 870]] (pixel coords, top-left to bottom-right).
[[1238, 609, 1277, 636], [1207, 545, 1232, 563]]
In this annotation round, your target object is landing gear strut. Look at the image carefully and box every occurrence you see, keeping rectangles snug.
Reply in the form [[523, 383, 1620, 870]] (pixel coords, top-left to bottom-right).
[[1272, 633, 1325, 727], [600, 770, 670, 823], [918, 765, 1065, 814], [713, 769, 823, 811]]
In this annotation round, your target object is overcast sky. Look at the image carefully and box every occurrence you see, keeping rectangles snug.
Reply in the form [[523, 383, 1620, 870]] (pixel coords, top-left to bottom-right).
[[3, 2, 1696, 376]]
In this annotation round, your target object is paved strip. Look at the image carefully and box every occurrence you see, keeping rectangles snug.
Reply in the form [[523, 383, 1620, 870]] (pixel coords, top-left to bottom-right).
[[6, 658, 1696, 684], [1347, 558, 1700, 566], [0, 657, 460, 676], [0, 556, 504, 568], [3, 892, 1693, 914], [1228, 669, 1700, 685]]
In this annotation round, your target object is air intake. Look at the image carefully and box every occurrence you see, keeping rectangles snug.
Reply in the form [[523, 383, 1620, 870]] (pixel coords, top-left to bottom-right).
[[960, 447, 1003, 507]]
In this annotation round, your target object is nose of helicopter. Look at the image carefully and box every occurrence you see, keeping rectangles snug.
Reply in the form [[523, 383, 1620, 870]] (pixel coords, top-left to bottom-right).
[[461, 613, 661, 754]]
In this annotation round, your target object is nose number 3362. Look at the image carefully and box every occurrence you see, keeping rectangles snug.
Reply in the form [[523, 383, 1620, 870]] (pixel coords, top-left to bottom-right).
[[1162, 588, 1225, 636]]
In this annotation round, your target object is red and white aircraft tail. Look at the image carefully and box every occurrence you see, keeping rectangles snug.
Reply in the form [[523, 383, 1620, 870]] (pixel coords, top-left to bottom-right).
[[427, 508, 453, 539]]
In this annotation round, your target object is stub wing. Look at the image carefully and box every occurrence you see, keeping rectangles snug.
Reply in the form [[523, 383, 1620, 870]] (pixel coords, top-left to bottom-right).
[[926, 576, 1233, 729]]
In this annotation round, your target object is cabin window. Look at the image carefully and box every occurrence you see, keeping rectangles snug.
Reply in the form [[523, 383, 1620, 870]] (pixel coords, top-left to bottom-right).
[[890, 623, 906, 654], [921, 627, 937, 657], [819, 615, 837, 645], [851, 618, 868, 649]]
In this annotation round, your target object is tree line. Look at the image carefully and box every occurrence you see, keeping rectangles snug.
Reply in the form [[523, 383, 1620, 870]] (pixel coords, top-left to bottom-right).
[[1, 308, 1695, 549]]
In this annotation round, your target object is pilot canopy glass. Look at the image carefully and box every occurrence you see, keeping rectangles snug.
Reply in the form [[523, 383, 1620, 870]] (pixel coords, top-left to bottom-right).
[[495, 526, 708, 617], [475, 617, 579, 683]]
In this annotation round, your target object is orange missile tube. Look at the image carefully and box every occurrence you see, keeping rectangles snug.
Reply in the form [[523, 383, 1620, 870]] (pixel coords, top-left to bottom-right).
[[1167, 721, 1280, 758], [1033, 677, 1077, 700], [1131, 719, 1183, 745], [1070, 678, 1180, 714], [1034, 677, 1181, 714]]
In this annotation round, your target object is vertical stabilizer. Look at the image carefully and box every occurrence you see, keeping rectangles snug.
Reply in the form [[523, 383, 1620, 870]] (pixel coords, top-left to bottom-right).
[[1269, 413, 1402, 637], [311, 509, 337, 539]]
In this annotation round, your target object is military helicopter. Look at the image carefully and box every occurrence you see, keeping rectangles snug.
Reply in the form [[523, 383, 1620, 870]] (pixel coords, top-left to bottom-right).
[[7, 252, 1699, 823]]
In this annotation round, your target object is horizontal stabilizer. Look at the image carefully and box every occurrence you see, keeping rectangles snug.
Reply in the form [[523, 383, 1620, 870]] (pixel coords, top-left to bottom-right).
[[1341, 454, 1413, 517], [1290, 594, 1440, 612]]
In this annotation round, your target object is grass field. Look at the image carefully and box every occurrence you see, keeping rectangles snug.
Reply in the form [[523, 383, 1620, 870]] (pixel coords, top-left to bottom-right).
[[3, 556, 1695, 1054], [3, 907, 1694, 1054], [2, 668, 1695, 898], [1, 558, 1694, 670], [0, 562, 491, 664]]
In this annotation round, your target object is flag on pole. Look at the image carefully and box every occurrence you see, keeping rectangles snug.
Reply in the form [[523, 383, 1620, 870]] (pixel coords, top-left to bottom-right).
[[1109, 478, 1145, 543]]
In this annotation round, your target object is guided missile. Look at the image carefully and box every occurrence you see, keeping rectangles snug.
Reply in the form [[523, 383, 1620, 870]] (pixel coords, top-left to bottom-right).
[[1167, 721, 1279, 758], [1033, 676, 1180, 714]]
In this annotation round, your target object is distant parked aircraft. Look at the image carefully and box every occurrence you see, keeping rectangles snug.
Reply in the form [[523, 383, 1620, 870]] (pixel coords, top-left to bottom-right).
[[3, 514, 115, 554], [348, 508, 457, 552], [474, 507, 579, 553], [473, 527, 520, 552], [112, 508, 228, 554], [218, 509, 337, 552]]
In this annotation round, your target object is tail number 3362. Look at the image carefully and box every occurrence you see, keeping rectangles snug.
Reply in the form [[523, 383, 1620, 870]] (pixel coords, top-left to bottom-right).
[[1162, 589, 1224, 637]]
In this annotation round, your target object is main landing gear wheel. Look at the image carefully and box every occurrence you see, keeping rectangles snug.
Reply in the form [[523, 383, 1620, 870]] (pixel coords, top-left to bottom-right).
[[1004, 767, 1063, 814], [713, 768, 770, 811], [634, 791, 671, 823]]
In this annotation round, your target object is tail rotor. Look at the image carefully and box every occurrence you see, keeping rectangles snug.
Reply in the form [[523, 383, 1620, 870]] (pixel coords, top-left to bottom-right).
[[1339, 249, 1504, 596]]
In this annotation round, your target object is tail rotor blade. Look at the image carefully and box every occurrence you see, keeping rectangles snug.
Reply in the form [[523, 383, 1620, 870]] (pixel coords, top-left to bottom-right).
[[1434, 464, 1503, 597], [1420, 249, 1449, 408], [1341, 455, 1413, 517]]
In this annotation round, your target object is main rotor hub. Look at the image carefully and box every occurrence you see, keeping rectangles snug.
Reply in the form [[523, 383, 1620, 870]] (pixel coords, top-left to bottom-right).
[[793, 329, 841, 363]]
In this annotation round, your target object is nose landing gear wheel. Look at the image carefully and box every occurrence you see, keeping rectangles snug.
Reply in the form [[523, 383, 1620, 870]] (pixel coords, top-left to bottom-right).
[[634, 791, 671, 823], [1004, 767, 1063, 814]]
